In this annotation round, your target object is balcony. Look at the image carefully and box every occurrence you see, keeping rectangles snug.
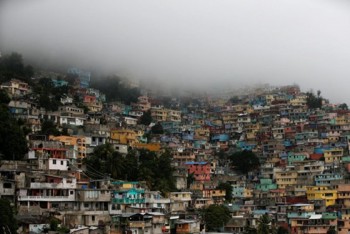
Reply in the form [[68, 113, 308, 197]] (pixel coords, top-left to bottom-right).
[[30, 182, 76, 189], [113, 198, 145, 204], [109, 209, 122, 215], [18, 195, 75, 202], [128, 221, 145, 228], [287, 212, 314, 219], [77, 190, 111, 202], [145, 198, 170, 204], [1, 188, 15, 196]]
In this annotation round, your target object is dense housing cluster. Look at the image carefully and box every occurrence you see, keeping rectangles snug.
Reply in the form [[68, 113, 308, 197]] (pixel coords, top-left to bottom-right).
[[1, 62, 350, 234]]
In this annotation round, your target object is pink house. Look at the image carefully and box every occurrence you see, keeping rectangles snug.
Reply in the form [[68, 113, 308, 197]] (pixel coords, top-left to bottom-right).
[[185, 162, 211, 181], [84, 95, 96, 103]]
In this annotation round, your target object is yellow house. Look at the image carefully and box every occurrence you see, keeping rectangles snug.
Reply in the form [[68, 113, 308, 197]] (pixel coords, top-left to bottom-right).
[[274, 168, 298, 189], [232, 104, 253, 113], [265, 95, 275, 105], [150, 108, 181, 122], [306, 186, 337, 207], [245, 124, 260, 140], [336, 115, 348, 125], [335, 184, 350, 209], [289, 95, 307, 107], [221, 112, 237, 125], [324, 148, 343, 163], [110, 129, 139, 146], [133, 143, 161, 152], [85, 101, 103, 112], [49, 135, 87, 159], [194, 128, 210, 139]]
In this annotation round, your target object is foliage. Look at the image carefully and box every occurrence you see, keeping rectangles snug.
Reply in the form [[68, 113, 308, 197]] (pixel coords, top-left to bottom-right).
[[276, 226, 289, 234], [243, 224, 257, 234], [0, 91, 28, 160], [306, 90, 323, 109], [139, 110, 152, 126], [40, 120, 60, 136], [0, 90, 10, 104], [0, 199, 17, 234], [0, 52, 33, 83], [257, 214, 271, 234], [216, 182, 233, 202], [90, 75, 140, 104], [33, 78, 69, 111], [187, 173, 195, 189], [202, 205, 231, 231], [230, 150, 260, 175], [327, 226, 337, 234], [338, 103, 348, 110], [85, 146, 176, 195], [50, 218, 59, 231], [151, 122, 164, 134], [229, 96, 241, 105]]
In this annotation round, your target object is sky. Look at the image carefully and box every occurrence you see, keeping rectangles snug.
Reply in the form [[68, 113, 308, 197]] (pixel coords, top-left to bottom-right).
[[1, 0, 350, 103]]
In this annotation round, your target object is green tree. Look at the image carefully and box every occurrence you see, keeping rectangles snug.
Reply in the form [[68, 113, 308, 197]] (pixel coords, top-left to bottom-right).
[[257, 214, 271, 234], [203, 205, 231, 232], [306, 90, 323, 109], [277, 226, 289, 234], [338, 103, 348, 110], [0, 52, 33, 82], [216, 182, 233, 202], [151, 122, 164, 134], [187, 173, 195, 189], [139, 110, 152, 126], [84, 143, 115, 179], [90, 75, 140, 104], [50, 218, 59, 231], [153, 150, 176, 195], [40, 120, 60, 136], [243, 224, 257, 234], [230, 150, 260, 175], [0, 92, 28, 160], [34, 78, 62, 111], [327, 226, 337, 234], [0, 198, 17, 234]]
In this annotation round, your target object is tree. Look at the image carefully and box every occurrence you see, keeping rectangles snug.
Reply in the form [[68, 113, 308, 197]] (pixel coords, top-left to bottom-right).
[[338, 103, 348, 110], [230, 150, 260, 175], [139, 110, 152, 126], [187, 173, 195, 189], [216, 182, 233, 202], [0, 52, 33, 82], [151, 122, 164, 134], [203, 205, 231, 232], [257, 214, 271, 234], [327, 226, 337, 234], [90, 75, 141, 104], [0, 198, 17, 234], [306, 90, 323, 109], [0, 92, 28, 160], [243, 224, 257, 234], [40, 120, 60, 136], [277, 226, 289, 234]]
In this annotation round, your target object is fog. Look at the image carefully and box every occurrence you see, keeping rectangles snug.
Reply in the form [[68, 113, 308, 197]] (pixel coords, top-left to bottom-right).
[[1, 0, 350, 102]]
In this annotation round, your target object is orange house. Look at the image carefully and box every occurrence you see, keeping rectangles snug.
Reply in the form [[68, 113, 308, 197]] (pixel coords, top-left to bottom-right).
[[133, 143, 161, 152]]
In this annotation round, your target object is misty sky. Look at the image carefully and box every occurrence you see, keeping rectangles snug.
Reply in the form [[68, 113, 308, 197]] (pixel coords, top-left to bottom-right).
[[1, 0, 350, 103]]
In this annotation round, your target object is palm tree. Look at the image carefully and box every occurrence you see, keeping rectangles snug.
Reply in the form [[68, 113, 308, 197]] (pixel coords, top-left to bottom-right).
[[257, 214, 271, 234]]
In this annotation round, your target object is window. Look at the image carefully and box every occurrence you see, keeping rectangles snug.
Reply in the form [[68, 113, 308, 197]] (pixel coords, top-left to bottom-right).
[[3, 183, 12, 188], [92, 216, 95, 221], [53, 160, 56, 164], [61, 161, 64, 165]]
